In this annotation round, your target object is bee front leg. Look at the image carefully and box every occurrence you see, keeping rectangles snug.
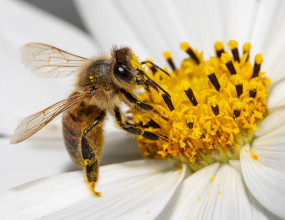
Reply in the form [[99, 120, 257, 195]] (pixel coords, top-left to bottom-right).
[[114, 106, 168, 141], [81, 111, 105, 197]]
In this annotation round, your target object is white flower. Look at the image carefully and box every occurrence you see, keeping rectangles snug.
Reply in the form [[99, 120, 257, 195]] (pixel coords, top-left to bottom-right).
[[1, 0, 285, 219]]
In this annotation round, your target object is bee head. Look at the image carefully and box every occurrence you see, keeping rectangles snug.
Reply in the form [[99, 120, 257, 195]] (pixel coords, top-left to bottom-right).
[[113, 47, 144, 86]]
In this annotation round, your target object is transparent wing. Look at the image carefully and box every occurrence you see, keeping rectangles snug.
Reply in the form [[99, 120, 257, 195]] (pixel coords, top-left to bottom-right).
[[21, 43, 88, 77], [10, 91, 91, 144]]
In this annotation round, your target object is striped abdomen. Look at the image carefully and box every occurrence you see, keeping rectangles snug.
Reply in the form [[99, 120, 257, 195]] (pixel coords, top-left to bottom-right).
[[62, 99, 104, 168]]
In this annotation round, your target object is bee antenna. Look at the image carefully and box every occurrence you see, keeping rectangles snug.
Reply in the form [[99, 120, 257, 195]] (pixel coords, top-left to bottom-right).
[[138, 69, 171, 98], [141, 61, 171, 77]]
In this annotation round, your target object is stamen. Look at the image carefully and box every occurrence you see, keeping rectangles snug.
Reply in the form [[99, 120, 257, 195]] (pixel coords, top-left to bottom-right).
[[180, 42, 200, 64], [205, 66, 221, 92], [186, 122, 194, 129], [249, 80, 258, 98], [214, 41, 225, 58], [243, 43, 251, 62], [234, 109, 241, 118], [252, 54, 263, 78], [221, 53, 236, 75], [233, 101, 242, 118], [162, 93, 175, 111], [249, 89, 257, 98], [211, 105, 219, 116], [184, 88, 198, 106], [235, 84, 243, 98], [228, 40, 240, 62], [163, 51, 177, 72], [208, 97, 219, 116]]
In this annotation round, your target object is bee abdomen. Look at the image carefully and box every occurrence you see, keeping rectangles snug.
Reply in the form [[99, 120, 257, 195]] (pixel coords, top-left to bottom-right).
[[62, 119, 83, 167]]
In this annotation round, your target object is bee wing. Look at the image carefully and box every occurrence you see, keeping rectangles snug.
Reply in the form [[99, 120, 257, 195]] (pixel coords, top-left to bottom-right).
[[10, 91, 91, 144], [21, 43, 88, 77]]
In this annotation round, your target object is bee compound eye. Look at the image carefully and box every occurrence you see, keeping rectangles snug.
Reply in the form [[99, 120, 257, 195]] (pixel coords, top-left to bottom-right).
[[114, 64, 134, 84]]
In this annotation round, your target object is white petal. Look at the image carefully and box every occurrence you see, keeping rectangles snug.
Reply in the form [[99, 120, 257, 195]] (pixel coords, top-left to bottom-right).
[[0, 131, 143, 193], [0, 160, 186, 220], [221, 0, 257, 44], [253, 123, 285, 171], [0, 0, 98, 135], [267, 80, 285, 111], [250, 0, 285, 82], [241, 145, 285, 219], [0, 0, 97, 55], [75, 0, 151, 61], [159, 162, 276, 220], [0, 138, 73, 193], [254, 107, 285, 137]]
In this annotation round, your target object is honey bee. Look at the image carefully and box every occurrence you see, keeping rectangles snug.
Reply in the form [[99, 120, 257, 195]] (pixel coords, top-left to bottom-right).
[[10, 43, 171, 196]]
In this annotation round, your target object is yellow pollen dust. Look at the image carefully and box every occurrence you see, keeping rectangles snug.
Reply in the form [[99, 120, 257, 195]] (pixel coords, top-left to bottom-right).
[[132, 40, 270, 171]]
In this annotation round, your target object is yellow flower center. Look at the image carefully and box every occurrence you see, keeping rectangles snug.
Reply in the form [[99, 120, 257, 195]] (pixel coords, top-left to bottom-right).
[[132, 40, 271, 172]]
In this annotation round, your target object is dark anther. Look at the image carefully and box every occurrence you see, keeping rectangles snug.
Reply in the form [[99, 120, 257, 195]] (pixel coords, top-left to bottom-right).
[[167, 58, 176, 72], [235, 84, 243, 98], [185, 48, 200, 65], [249, 89, 257, 98], [208, 73, 221, 92], [226, 61, 236, 75], [216, 49, 225, 58], [200, 133, 205, 139], [252, 63, 261, 78], [231, 48, 240, 63], [234, 109, 241, 118], [162, 94, 175, 111], [211, 105, 219, 116], [184, 88, 198, 106], [186, 122, 194, 129]]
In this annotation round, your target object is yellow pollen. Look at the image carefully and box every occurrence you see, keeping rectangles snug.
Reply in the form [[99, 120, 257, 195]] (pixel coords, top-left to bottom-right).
[[228, 40, 238, 50], [130, 53, 142, 70], [233, 101, 242, 110], [204, 65, 214, 76], [132, 40, 269, 172], [180, 42, 190, 51], [163, 51, 172, 59], [214, 41, 224, 51], [221, 52, 232, 63], [146, 211, 151, 214], [210, 176, 215, 181], [89, 76, 94, 79], [255, 54, 264, 64], [243, 43, 251, 52], [251, 149, 259, 160]]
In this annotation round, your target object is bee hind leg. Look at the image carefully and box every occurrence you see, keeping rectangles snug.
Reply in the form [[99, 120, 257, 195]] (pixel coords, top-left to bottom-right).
[[81, 111, 105, 196], [81, 136, 101, 197]]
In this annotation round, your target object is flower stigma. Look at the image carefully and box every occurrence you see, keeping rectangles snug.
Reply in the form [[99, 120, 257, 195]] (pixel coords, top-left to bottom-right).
[[132, 40, 271, 172]]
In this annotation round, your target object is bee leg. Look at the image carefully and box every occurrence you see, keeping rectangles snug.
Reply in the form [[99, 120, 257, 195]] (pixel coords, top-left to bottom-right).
[[114, 106, 168, 141], [81, 111, 105, 197], [120, 88, 168, 121]]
